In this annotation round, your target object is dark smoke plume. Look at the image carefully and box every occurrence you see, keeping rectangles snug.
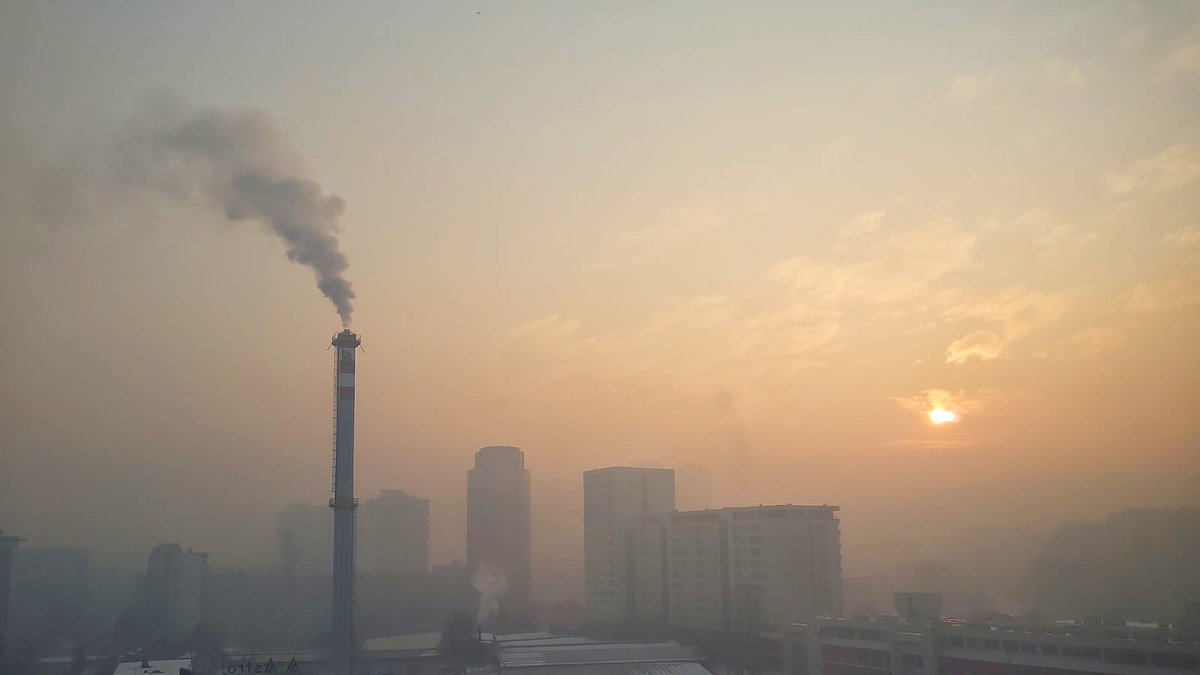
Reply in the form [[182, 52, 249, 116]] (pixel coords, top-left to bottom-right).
[[111, 95, 355, 326]]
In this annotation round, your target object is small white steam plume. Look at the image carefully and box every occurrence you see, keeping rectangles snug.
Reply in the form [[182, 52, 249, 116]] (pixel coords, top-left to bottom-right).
[[471, 562, 508, 625], [111, 94, 356, 326]]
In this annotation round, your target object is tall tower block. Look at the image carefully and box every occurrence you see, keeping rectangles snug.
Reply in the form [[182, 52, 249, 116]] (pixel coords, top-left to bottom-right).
[[330, 329, 361, 675]]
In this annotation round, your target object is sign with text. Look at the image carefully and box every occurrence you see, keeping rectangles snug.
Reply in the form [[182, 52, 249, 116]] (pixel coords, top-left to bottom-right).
[[221, 655, 303, 675]]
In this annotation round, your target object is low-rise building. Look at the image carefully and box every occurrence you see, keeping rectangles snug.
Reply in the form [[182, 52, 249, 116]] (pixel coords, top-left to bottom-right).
[[782, 599, 1200, 675]]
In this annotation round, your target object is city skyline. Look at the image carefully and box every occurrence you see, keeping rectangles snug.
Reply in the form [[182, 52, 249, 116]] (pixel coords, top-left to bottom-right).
[[1, 0, 1199, 610]]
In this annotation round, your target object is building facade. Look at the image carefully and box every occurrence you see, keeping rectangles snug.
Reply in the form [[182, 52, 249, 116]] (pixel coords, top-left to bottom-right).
[[359, 490, 430, 577], [278, 489, 431, 578], [666, 505, 843, 633], [583, 467, 676, 622], [467, 446, 532, 626], [143, 543, 208, 641]]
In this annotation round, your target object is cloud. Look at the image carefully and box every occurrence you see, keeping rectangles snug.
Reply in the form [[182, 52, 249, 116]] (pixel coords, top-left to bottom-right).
[[1118, 28, 1148, 52], [1159, 225, 1200, 248], [509, 314, 582, 340], [599, 204, 724, 266], [1122, 278, 1200, 313], [997, 208, 1097, 260], [771, 218, 976, 307], [1102, 144, 1200, 194], [1056, 327, 1128, 360], [946, 330, 1006, 363], [1156, 41, 1200, 80], [1045, 58, 1088, 87], [892, 388, 997, 418], [836, 210, 886, 241], [945, 75, 986, 101], [945, 287, 1069, 340]]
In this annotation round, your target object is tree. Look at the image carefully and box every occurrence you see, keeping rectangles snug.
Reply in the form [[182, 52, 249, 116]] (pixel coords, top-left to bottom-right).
[[438, 612, 484, 673], [189, 623, 227, 675], [68, 644, 88, 675]]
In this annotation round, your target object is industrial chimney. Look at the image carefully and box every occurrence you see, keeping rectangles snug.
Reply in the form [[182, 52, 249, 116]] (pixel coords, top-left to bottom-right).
[[330, 329, 361, 675]]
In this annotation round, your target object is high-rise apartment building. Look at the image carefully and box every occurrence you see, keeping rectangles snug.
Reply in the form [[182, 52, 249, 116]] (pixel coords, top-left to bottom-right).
[[359, 490, 430, 576], [467, 446, 532, 626], [278, 489, 430, 577], [583, 467, 676, 622], [143, 543, 208, 641], [667, 505, 843, 632], [593, 500, 843, 634]]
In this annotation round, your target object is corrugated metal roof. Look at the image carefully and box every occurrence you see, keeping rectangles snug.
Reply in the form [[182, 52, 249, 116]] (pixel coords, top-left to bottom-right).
[[362, 632, 443, 652], [502, 662, 710, 675], [111, 660, 191, 675], [498, 637, 599, 648], [498, 642, 702, 668]]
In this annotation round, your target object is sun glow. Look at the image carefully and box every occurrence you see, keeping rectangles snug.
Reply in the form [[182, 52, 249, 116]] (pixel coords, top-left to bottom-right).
[[929, 408, 958, 425]]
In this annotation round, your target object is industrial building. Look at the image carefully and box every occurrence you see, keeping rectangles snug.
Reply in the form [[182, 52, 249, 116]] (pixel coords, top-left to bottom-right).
[[782, 595, 1200, 675], [584, 466, 677, 623]]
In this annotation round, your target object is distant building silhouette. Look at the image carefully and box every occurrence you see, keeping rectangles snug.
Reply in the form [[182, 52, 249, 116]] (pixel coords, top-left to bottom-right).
[[9, 546, 88, 644], [277, 489, 430, 577], [583, 466, 676, 622], [141, 543, 207, 641], [0, 531, 20, 660], [359, 490, 430, 577], [278, 503, 331, 576], [467, 446, 532, 627]]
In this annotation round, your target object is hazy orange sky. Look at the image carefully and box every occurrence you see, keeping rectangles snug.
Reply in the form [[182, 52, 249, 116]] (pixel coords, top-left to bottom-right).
[[1, 1, 1198, 600]]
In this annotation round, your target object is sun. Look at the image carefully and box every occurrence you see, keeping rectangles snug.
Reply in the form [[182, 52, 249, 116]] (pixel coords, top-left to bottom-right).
[[929, 408, 958, 425]]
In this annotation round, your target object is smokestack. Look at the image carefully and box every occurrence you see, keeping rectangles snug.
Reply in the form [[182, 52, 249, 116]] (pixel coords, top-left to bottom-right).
[[329, 329, 361, 675]]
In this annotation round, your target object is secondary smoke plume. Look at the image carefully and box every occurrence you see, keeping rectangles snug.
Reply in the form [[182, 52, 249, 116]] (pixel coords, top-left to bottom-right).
[[471, 562, 507, 625], [111, 95, 356, 325]]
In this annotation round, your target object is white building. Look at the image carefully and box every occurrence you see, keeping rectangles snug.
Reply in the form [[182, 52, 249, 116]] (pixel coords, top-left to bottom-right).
[[661, 505, 843, 632], [583, 467, 676, 622]]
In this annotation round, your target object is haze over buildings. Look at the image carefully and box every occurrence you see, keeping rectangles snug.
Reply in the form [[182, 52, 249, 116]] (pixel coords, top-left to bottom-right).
[[0, 0, 1198, 627], [141, 544, 208, 642], [278, 490, 430, 578]]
